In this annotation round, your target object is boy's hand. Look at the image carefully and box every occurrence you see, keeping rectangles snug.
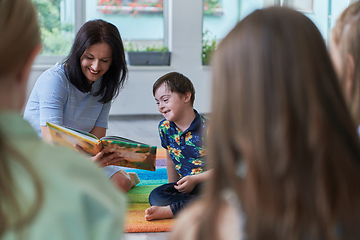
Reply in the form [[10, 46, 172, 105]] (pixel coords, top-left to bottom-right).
[[74, 144, 124, 167], [174, 175, 198, 193]]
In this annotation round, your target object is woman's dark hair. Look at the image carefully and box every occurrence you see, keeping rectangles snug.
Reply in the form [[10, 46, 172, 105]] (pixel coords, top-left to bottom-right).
[[63, 19, 128, 103], [153, 72, 196, 106]]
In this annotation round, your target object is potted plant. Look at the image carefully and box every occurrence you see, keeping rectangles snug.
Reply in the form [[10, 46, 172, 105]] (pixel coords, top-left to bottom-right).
[[202, 30, 217, 65], [126, 43, 171, 66]]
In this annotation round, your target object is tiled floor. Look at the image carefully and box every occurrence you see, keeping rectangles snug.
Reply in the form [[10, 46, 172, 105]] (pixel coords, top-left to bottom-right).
[[108, 115, 169, 240], [123, 232, 169, 240]]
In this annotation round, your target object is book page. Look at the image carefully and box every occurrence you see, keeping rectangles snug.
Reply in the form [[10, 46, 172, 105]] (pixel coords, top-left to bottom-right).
[[100, 138, 157, 171], [46, 122, 102, 155], [56, 125, 98, 141], [101, 135, 145, 145]]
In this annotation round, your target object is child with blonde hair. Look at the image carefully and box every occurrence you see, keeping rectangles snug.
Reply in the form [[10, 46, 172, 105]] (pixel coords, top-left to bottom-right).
[[330, 2, 360, 131], [0, 0, 126, 238]]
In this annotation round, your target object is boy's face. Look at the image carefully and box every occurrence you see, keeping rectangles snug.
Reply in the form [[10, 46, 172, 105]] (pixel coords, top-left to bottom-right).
[[154, 83, 188, 123]]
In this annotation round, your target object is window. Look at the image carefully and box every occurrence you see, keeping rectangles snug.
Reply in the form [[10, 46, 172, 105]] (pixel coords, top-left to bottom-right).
[[33, 0, 166, 63], [202, 0, 356, 55], [202, 0, 240, 65], [33, 0, 75, 56], [202, 0, 239, 42], [282, 0, 313, 12], [264, 0, 313, 12], [201, 0, 355, 65], [265, 0, 353, 43], [87, 0, 165, 51]]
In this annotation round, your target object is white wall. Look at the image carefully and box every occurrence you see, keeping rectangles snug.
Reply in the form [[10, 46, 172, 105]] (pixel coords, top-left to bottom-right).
[[28, 0, 212, 116]]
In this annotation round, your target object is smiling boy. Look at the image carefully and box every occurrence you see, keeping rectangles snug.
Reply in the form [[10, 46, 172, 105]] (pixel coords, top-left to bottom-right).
[[145, 72, 211, 221]]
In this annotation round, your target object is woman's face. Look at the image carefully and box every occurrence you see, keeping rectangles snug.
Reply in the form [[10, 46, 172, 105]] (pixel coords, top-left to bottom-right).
[[80, 42, 113, 85]]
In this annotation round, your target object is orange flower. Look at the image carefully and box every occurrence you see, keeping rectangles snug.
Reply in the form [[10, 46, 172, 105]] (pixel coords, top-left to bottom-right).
[[161, 121, 170, 129], [185, 132, 192, 141], [192, 159, 203, 165], [199, 149, 206, 156], [175, 135, 180, 144], [173, 149, 181, 157], [191, 167, 203, 175]]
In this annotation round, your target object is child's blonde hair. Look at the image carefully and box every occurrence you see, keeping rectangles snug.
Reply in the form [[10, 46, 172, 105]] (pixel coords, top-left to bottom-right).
[[332, 2, 360, 123], [0, 0, 43, 237], [0, 0, 41, 78]]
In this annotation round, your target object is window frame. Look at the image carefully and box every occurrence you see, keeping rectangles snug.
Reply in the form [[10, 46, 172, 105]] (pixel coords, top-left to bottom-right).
[[34, 0, 169, 66]]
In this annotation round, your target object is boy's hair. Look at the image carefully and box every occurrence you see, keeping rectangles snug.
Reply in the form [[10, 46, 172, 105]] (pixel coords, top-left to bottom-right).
[[332, 2, 360, 122], [153, 72, 195, 106]]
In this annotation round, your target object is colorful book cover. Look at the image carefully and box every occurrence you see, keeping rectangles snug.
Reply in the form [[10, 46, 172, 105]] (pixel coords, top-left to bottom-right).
[[46, 122, 157, 171]]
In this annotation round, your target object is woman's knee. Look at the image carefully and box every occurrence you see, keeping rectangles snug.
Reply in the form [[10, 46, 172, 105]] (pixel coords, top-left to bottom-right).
[[110, 170, 132, 193]]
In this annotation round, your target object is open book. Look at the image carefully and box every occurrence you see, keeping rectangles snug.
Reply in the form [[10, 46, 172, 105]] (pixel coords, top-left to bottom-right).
[[46, 122, 157, 171]]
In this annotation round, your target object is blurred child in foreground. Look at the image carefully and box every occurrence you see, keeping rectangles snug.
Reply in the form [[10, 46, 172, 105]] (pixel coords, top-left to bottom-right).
[[0, 0, 126, 239], [170, 7, 360, 240], [330, 1, 360, 134]]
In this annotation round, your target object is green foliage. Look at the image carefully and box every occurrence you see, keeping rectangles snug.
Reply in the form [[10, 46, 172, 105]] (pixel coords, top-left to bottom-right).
[[203, 0, 222, 16], [125, 42, 137, 52], [125, 42, 169, 52], [202, 30, 217, 65], [32, 0, 74, 56], [144, 45, 168, 52], [41, 27, 73, 56]]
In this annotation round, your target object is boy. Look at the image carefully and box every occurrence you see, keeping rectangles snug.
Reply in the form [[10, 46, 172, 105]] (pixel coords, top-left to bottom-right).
[[145, 72, 211, 221]]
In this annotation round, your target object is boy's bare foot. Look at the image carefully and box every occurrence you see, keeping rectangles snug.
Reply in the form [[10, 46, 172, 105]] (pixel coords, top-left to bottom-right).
[[145, 206, 173, 221]]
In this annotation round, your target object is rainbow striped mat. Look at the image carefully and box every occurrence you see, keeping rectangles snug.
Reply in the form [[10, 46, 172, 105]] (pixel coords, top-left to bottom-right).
[[123, 149, 174, 233]]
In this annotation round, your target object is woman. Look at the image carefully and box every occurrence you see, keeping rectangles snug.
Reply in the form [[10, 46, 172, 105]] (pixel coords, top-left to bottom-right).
[[24, 19, 138, 192], [171, 7, 360, 240], [0, 0, 126, 239]]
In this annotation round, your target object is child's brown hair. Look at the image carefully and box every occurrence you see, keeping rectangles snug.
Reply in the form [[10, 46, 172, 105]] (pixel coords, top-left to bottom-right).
[[197, 7, 360, 240], [153, 72, 195, 106]]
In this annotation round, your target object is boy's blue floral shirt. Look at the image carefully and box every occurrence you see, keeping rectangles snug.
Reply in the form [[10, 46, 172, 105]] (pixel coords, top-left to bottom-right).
[[159, 109, 208, 178]]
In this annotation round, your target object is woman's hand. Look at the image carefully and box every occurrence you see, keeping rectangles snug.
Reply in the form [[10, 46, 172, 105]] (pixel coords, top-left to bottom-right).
[[74, 144, 124, 168], [174, 175, 198, 193]]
